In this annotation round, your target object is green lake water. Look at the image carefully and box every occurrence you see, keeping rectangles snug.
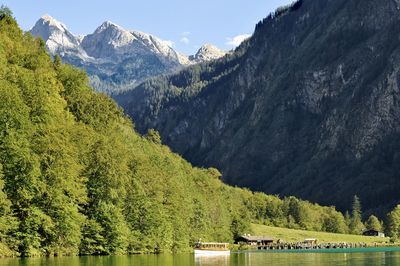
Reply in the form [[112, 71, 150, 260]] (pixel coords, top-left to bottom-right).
[[2, 248, 400, 266]]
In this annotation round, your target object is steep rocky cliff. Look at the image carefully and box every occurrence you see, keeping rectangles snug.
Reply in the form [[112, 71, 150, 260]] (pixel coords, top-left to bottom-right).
[[119, 0, 400, 214]]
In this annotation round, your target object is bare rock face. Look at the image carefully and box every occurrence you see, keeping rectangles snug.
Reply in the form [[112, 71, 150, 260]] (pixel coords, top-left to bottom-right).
[[189, 44, 226, 63], [80, 21, 182, 64], [30, 14, 85, 57], [119, 0, 400, 214], [81, 21, 137, 58]]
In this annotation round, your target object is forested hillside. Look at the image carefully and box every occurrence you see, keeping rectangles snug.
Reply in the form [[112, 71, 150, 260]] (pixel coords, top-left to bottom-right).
[[118, 0, 400, 215], [0, 8, 353, 257]]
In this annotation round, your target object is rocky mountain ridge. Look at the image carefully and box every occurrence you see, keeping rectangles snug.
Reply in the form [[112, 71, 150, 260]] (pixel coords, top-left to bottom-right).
[[30, 15, 226, 94]]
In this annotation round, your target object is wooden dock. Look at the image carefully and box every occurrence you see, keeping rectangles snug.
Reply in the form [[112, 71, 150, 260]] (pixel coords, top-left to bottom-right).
[[256, 242, 368, 250]]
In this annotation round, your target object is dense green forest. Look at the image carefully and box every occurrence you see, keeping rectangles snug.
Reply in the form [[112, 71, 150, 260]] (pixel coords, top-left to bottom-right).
[[0, 7, 395, 257]]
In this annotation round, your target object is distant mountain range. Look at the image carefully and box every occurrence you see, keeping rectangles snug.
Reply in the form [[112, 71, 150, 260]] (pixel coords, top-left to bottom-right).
[[118, 0, 400, 215], [30, 15, 226, 94]]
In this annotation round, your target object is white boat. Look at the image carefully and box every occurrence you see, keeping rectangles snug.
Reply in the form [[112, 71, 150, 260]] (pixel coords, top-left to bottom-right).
[[194, 242, 230, 256]]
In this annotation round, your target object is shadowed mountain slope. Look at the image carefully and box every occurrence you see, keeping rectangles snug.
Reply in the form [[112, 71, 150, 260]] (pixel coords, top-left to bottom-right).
[[119, 0, 400, 214]]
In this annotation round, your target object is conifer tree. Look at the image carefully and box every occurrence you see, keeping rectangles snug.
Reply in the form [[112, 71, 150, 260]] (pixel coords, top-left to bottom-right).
[[349, 195, 364, 234]]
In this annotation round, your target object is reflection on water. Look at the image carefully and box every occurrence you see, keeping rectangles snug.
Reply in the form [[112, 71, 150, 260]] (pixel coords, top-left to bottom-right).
[[1, 250, 400, 266], [189, 251, 400, 266], [195, 254, 229, 266], [226, 251, 400, 266]]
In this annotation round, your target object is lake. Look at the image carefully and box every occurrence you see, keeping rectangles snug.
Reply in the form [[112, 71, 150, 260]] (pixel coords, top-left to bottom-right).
[[2, 248, 400, 266]]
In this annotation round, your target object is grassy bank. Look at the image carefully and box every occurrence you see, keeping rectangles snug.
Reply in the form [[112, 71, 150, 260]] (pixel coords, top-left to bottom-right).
[[251, 224, 390, 244]]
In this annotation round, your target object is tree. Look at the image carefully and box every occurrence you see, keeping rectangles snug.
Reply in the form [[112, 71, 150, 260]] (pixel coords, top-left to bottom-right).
[[207, 167, 222, 179], [322, 207, 347, 234], [0, 5, 12, 20], [349, 195, 364, 234], [387, 205, 400, 240], [53, 54, 62, 69], [0, 163, 17, 246], [344, 211, 351, 233], [366, 215, 382, 231], [145, 129, 162, 144], [286, 197, 312, 230]]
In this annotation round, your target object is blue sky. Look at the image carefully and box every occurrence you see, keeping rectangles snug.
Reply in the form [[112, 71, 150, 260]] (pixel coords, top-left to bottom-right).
[[1, 0, 293, 55]]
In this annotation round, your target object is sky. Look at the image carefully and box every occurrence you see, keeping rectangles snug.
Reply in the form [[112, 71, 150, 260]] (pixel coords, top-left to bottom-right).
[[1, 0, 293, 55]]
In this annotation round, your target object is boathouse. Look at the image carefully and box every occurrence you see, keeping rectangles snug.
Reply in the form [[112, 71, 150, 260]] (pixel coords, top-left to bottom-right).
[[362, 230, 385, 237], [235, 235, 274, 246]]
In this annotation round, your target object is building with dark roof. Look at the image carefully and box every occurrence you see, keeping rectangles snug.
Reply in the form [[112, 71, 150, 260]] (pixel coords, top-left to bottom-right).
[[234, 235, 274, 246], [362, 230, 385, 238]]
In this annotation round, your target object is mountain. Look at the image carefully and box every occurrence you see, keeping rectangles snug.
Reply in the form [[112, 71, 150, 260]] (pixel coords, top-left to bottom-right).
[[80, 21, 183, 64], [118, 0, 400, 214], [0, 9, 350, 256], [29, 14, 86, 58], [189, 44, 226, 63], [29, 15, 225, 94]]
